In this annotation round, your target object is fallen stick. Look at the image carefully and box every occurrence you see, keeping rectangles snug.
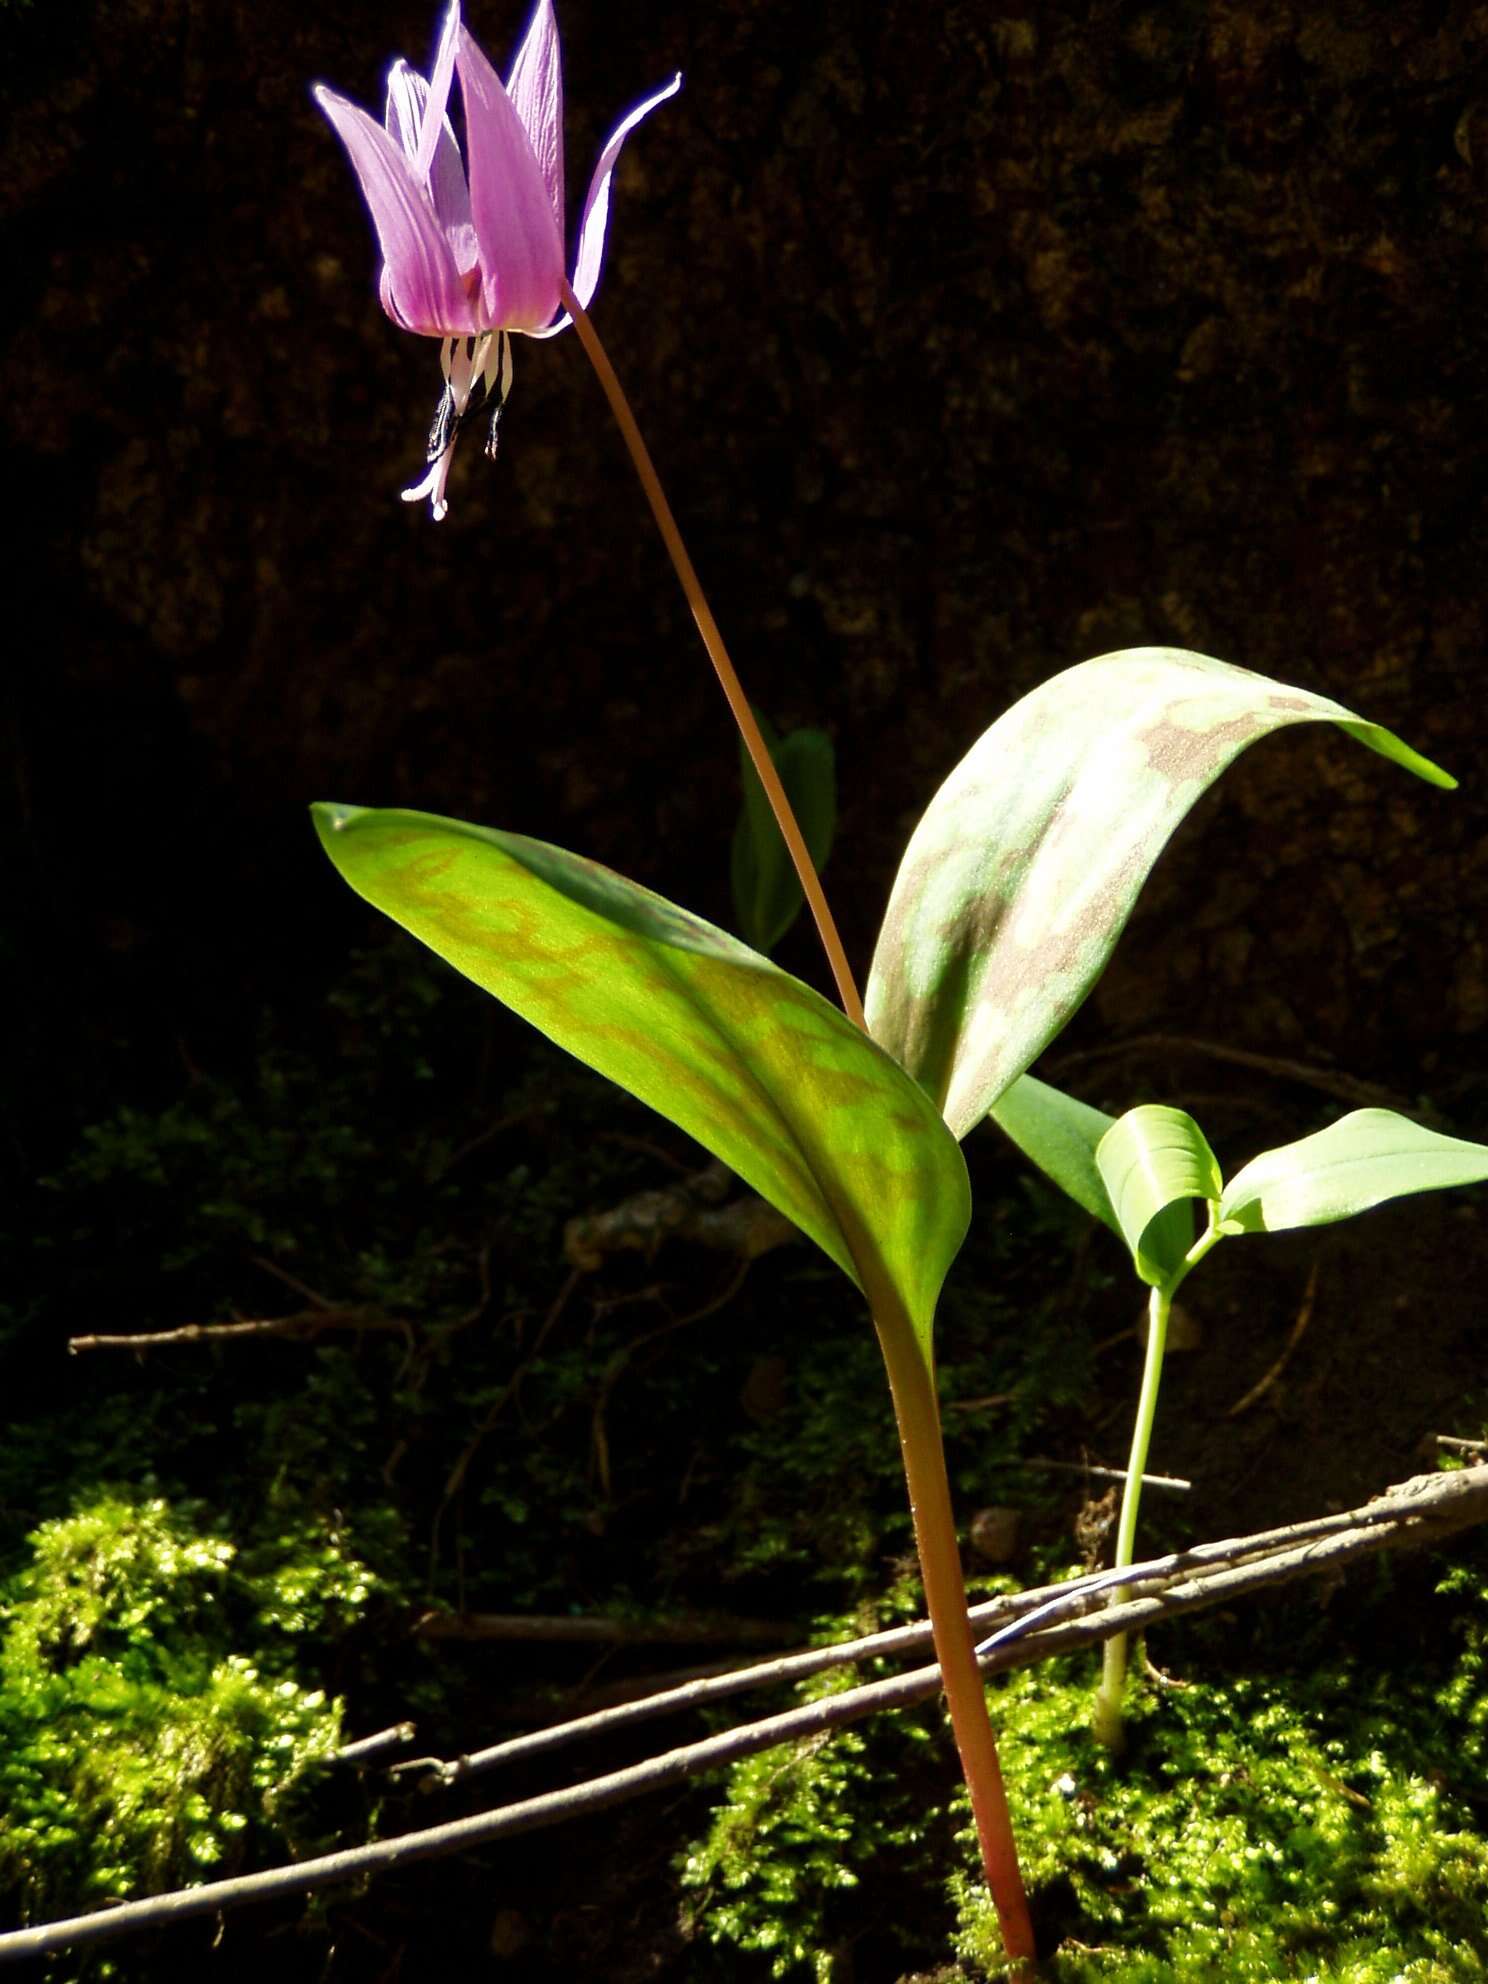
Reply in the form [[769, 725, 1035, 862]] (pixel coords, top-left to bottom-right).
[[411, 1609, 799, 1648], [68, 1310, 414, 1353], [412, 1463, 1478, 1788], [0, 1466, 1482, 1966]]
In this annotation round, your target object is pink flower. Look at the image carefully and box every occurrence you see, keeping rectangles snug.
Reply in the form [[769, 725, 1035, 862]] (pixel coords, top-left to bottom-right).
[[315, 0, 679, 517]]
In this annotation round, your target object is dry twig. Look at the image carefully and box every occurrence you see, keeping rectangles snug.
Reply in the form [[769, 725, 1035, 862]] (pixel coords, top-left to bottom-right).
[[69, 1309, 414, 1354], [411, 1609, 797, 1648]]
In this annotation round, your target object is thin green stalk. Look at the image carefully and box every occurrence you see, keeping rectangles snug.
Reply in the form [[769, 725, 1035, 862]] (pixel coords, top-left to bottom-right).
[[1094, 1211, 1224, 1751], [875, 1298, 1037, 1973]]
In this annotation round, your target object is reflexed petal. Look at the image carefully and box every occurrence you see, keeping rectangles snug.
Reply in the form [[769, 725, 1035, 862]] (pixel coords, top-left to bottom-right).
[[413, 0, 462, 186], [316, 85, 479, 335], [455, 23, 565, 331], [384, 60, 472, 235], [504, 0, 564, 239], [532, 71, 681, 337]]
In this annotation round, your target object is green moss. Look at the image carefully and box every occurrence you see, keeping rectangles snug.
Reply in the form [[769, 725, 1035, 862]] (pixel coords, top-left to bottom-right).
[[680, 1649, 945, 1981], [0, 1494, 346, 1918], [682, 1553, 1488, 1982], [953, 1634, 1488, 1980]]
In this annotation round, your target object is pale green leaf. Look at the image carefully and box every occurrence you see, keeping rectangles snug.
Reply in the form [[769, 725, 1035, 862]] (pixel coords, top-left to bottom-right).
[[1096, 1104, 1221, 1287], [865, 648, 1454, 1138], [1219, 1108, 1488, 1234], [313, 804, 968, 1356]]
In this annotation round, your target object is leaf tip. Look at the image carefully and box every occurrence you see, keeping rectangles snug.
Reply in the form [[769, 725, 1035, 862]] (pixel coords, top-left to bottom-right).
[[311, 802, 365, 835]]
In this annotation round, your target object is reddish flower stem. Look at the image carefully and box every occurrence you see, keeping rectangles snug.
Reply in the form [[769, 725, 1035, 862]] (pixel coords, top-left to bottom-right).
[[559, 278, 865, 1032], [875, 1300, 1039, 1975]]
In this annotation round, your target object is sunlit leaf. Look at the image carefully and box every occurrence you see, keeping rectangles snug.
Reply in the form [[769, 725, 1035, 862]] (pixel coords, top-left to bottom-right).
[[1096, 1104, 1221, 1287], [990, 1075, 1194, 1282], [313, 804, 968, 1354], [1219, 1108, 1488, 1235], [865, 648, 1454, 1138], [731, 718, 837, 955]]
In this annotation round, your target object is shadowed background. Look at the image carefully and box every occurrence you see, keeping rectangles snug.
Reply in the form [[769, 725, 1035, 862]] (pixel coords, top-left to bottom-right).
[[6, 0, 1486, 1132]]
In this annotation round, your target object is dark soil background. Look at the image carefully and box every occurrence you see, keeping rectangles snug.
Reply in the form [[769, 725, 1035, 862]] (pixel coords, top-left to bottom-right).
[[4, 0, 1488, 1975]]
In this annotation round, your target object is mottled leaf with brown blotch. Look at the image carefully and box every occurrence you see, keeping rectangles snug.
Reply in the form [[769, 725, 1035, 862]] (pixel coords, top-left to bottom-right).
[[865, 648, 1454, 1140], [313, 804, 970, 1358]]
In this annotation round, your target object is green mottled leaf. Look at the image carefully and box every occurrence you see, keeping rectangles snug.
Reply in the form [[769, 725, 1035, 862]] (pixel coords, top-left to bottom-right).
[[989, 1075, 1194, 1282], [313, 804, 968, 1354], [1219, 1108, 1488, 1235], [865, 648, 1454, 1138], [730, 718, 837, 955], [1096, 1105, 1221, 1287]]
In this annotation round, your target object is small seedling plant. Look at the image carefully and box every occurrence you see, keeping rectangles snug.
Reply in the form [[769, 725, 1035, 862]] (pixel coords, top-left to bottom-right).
[[308, 1, 1480, 1970], [1008, 1096, 1488, 1750]]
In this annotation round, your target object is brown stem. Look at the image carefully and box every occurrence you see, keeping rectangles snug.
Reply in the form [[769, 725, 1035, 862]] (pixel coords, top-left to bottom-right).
[[875, 1308, 1037, 1972], [558, 278, 865, 1031]]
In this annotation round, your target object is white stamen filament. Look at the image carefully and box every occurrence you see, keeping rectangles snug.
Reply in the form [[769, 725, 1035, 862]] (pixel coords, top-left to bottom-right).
[[402, 333, 501, 521]]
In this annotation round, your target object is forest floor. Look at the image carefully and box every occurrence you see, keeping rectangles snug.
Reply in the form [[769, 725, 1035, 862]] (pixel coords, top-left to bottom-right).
[[4, 944, 1487, 1982]]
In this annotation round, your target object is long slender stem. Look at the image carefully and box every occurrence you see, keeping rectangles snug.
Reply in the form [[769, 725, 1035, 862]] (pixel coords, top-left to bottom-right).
[[1094, 1214, 1225, 1750], [1093, 1282, 1170, 1750], [875, 1306, 1037, 1973], [559, 278, 865, 1031]]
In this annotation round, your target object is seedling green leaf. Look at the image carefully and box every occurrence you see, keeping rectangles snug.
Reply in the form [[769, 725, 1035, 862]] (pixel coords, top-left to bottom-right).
[[731, 717, 837, 955], [988, 1075, 1121, 1233], [312, 804, 969, 1354], [1218, 1108, 1488, 1235], [1096, 1105, 1221, 1287], [992, 1076, 1195, 1283], [865, 648, 1454, 1138]]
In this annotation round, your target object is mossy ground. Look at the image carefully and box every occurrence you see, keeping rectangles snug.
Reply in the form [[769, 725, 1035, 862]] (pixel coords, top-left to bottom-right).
[[679, 1548, 1488, 1983], [5, 944, 1486, 1979]]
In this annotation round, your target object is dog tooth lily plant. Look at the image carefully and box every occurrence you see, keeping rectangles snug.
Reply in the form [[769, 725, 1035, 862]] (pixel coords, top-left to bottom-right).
[[311, 6, 1474, 1972], [315, 0, 679, 518]]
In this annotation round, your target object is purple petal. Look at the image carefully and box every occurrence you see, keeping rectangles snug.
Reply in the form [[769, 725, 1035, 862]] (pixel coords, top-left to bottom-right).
[[413, 1, 462, 187], [531, 71, 681, 338], [455, 23, 565, 331], [315, 84, 479, 335], [504, 0, 565, 242], [384, 60, 472, 239]]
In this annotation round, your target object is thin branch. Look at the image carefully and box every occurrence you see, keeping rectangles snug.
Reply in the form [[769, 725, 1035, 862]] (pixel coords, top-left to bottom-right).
[[411, 1465, 1486, 1789], [69, 1310, 414, 1355], [1008, 1458, 1193, 1493], [2, 1466, 1482, 1966], [247, 1255, 337, 1308], [331, 1725, 417, 1767], [411, 1610, 798, 1648]]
